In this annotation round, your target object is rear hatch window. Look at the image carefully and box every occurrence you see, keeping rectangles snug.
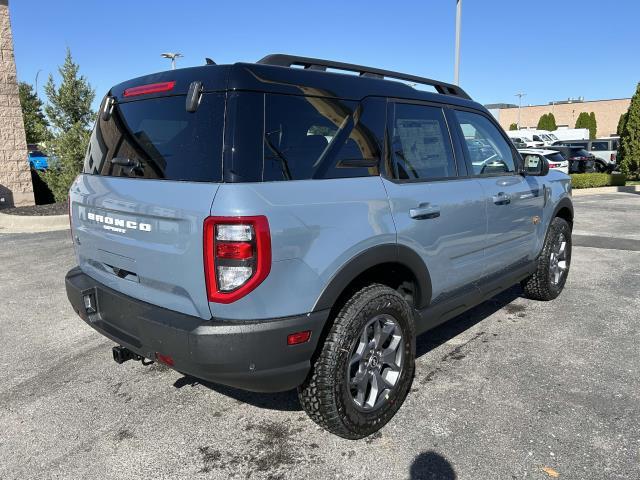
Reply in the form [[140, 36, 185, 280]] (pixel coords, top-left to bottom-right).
[[544, 152, 565, 163], [84, 94, 224, 182]]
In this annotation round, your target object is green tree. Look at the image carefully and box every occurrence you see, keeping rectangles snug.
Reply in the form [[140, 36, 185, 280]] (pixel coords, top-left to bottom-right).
[[619, 83, 640, 178], [575, 112, 591, 132], [617, 112, 628, 136], [589, 112, 597, 139], [18, 82, 50, 144], [509, 123, 518, 131], [536, 114, 548, 130], [536, 113, 557, 131], [41, 49, 95, 202], [546, 112, 557, 131]]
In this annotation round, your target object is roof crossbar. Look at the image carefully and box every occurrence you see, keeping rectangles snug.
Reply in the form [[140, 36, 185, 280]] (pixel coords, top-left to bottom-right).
[[257, 54, 471, 100]]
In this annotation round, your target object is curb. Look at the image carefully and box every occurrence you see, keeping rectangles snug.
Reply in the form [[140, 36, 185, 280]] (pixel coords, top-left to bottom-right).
[[0, 212, 69, 234], [572, 185, 640, 196]]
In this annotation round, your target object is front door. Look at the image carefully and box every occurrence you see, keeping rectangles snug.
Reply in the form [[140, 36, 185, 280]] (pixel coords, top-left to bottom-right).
[[448, 109, 545, 276]]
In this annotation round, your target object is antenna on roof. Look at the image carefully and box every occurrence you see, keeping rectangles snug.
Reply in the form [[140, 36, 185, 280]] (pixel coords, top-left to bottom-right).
[[205, 58, 216, 65]]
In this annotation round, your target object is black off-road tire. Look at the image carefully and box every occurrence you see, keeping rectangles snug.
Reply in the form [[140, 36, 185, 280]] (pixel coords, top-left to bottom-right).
[[522, 216, 572, 301], [298, 284, 415, 439]]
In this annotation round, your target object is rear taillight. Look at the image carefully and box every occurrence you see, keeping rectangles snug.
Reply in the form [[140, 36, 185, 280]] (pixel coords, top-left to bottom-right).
[[203, 216, 271, 303], [123, 81, 176, 97], [611, 153, 617, 162], [549, 163, 560, 168]]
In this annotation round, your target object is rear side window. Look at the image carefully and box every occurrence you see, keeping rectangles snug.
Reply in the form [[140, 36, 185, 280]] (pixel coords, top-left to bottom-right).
[[453, 110, 516, 175], [591, 141, 609, 151], [84, 94, 224, 182], [389, 103, 456, 180], [262, 95, 382, 181]]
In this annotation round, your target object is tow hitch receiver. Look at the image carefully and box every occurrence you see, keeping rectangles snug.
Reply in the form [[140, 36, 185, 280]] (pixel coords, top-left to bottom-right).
[[112, 345, 143, 364]]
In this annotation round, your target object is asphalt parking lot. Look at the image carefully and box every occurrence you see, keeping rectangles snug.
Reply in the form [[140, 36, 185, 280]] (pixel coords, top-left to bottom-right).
[[1, 191, 639, 480]]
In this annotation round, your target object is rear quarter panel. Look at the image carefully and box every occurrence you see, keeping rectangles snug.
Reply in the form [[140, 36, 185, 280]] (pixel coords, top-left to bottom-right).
[[209, 177, 396, 320]]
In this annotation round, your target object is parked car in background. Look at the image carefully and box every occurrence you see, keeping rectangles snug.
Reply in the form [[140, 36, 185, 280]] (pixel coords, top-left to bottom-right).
[[552, 138, 618, 172], [27, 144, 49, 170], [551, 128, 590, 142], [506, 131, 544, 148], [510, 137, 528, 149], [546, 146, 595, 173], [519, 148, 569, 174]]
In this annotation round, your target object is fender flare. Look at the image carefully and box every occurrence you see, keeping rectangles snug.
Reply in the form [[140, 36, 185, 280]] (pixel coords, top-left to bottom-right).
[[552, 196, 574, 224], [312, 244, 433, 312]]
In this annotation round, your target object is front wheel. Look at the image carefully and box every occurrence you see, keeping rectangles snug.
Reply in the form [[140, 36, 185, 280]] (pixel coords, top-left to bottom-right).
[[522, 216, 572, 300], [298, 284, 415, 439]]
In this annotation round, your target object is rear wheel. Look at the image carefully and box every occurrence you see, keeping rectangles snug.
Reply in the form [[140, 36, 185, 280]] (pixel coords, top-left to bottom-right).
[[522, 216, 572, 300], [298, 284, 415, 439]]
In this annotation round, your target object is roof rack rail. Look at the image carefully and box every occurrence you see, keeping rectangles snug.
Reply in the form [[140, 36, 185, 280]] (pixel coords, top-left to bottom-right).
[[257, 54, 471, 100]]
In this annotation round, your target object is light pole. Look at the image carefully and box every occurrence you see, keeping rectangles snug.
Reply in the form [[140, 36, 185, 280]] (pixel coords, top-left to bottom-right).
[[515, 92, 526, 129], [34, 69, 42, 96], [454, 0, 462, 85], [161, 52, 183, 70]]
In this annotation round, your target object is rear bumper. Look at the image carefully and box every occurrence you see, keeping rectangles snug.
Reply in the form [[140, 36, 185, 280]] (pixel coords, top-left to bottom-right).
[[65, 267, 328, 392]]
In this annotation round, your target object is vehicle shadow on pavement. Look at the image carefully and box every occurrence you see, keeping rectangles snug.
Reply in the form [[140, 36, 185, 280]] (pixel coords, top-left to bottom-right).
[[173, 375, 302, 411], [415, 286, 522, 359], [410, 450, 457, 479]]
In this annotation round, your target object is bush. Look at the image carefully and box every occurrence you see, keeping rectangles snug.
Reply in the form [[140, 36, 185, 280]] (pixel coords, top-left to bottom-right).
[[570, 173, 627, 189]]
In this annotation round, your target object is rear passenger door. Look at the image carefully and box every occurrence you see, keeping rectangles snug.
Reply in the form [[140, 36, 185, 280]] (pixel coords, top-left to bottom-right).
[[449, 109, 545, 275], [381, 101, 487, 304]]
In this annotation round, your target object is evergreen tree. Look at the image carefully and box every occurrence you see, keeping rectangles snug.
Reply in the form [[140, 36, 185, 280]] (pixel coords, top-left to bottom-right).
[[509, 123, 518, 131], [619, 83, 640, 177], [41, 49, 95, 202], [536, 113, 557, 131], [18, 82, 50, 144], [575, 112, 591, 132], [617, 112, 628, 136], [536, 114, 549, 130], [547, 112, 557, 131], [589, 112, 597, 139]]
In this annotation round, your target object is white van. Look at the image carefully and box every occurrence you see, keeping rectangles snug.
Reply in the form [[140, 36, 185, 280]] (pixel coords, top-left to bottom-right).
[[506, 130, 544, 148]]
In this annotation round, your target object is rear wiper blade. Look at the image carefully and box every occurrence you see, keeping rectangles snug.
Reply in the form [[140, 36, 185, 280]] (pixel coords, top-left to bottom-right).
[[264, 131, 292, 180], [111, 157, 141, 168]]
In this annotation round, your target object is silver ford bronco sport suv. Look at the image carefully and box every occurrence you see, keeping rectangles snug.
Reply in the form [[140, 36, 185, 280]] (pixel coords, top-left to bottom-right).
[[65, 54, 573, 439]]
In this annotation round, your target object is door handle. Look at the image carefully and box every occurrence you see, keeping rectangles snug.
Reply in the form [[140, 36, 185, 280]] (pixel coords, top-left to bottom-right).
[[410, 203, 440, 220], [492, 192, 511, 205]]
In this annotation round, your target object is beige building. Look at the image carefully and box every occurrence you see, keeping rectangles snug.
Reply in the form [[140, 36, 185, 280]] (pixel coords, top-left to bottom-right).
[[0, 0, 34, 208], [493, 98, 631, 138]]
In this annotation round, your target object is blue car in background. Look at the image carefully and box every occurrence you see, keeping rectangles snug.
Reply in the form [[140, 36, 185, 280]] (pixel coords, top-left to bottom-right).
[[27, 145, 49, 170]]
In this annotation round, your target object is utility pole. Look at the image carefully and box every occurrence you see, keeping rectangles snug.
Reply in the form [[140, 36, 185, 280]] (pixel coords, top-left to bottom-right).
[[161, 52, 183, 70], [454, 0, 462, 85], [515, 92, 526, 129]]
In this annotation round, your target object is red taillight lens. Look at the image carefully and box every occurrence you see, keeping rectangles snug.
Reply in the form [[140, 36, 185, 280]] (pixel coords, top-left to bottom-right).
[[287, 330, 312, 346], [549, 163, 560, 168], [611, 153, 617, 162], [123, 81, 176, 97], [203, 216, 271, 304]]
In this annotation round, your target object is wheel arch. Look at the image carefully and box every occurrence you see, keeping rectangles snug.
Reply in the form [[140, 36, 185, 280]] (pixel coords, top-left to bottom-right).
[[312, 244, 432, 313], [552, 196, 574, 228]]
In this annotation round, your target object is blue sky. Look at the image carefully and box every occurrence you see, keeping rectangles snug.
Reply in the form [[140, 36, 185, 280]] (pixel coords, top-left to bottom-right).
[[10, 0, 640, 109]]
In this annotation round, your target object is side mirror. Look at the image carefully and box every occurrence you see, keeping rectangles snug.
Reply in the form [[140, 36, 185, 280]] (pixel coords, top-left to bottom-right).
[[522, 154, 549, 176]]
